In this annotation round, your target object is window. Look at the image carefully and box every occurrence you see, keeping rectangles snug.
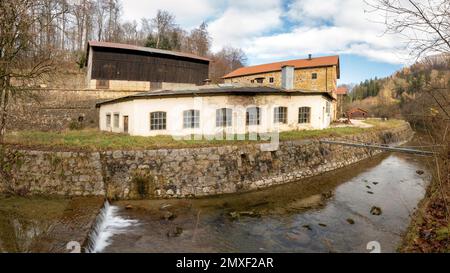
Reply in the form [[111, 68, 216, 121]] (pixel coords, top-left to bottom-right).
[[183, 110, 200, 129], [256, 78, 264, 83], [216, 108, 232, 127], [312, 73, 317, 79], [251, 80, 254, 83], [106, 114, 111, 127], [113, 113, 119, 128], [298, 107, 311, 123], [246, 107, 261, 125], [269, 77, 274, 83], [150, 111, 167, 130], [326, 101, 331, 114], [274, 107, 287, 124]]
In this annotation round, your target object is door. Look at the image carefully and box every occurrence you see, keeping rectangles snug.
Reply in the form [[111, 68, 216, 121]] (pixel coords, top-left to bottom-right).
[[123, 116, 129, 133]]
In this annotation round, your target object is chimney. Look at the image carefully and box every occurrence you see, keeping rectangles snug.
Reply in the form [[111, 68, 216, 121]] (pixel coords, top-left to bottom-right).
[[308, 54, 312, 60], [281, 65, 295, 90]]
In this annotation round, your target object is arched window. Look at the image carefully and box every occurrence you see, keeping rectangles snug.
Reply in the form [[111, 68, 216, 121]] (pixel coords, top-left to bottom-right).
[[150, 111, 166, 130], [246, 107, 261, 125], [216, 108, 232, 127], [183, 110, 200, 128], [298, 107, 311, 123], [274, 107, 287, 124]]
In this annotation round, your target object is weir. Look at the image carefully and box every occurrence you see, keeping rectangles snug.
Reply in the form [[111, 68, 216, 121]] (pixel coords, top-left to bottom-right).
[[320, 140, 436, 156], [84, 201, 138, 253]]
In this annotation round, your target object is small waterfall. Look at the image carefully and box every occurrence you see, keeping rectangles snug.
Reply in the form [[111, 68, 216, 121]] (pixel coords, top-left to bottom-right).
[[84, 201, 138, 253]]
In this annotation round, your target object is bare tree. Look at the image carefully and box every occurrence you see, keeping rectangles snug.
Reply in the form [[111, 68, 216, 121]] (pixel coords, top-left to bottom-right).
[[209, 47, 247, 83], [186, 22, 211, 57], [367, 0, 450, 252], [367, 0, 450, 59], [0, 0, 63, 140], [152, 10, 176, 49]]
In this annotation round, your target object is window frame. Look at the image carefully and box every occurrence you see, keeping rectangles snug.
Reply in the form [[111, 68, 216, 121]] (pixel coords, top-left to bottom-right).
[[183, 109, 200, 129], [312, 73, 318, 79], [150, 111, 167, 131], [216, 108, 232, 127], [274, 106, 288, 124], [246, 107, 261, 126], [113, 113, 120, 128], [298, 107, 311, 124], [106, 113, 111, 128], [269, 77, 274, 83]]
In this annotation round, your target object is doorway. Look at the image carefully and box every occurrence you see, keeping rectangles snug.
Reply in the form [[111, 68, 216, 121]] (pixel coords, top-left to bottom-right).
[[123, 116, 129, 133]]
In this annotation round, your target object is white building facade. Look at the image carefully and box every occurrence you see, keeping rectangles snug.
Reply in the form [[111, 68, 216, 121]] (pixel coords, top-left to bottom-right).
[[97, 87, 334, 137]]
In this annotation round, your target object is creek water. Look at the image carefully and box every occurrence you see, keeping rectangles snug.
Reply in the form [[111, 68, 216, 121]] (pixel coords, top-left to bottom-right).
[[98, 152, 431, 253]]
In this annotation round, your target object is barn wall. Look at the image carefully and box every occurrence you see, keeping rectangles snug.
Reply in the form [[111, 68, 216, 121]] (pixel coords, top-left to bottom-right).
[[90, 48, 209, 85]]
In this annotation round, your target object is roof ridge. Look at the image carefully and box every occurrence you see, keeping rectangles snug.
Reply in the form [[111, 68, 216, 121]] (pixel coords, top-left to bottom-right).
[[88, 40, 210, 62], [223, 55, 339, 79]]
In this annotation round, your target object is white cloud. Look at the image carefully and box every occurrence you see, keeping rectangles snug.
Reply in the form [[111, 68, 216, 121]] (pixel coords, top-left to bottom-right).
[[121, 0, 413, 65], [121, 0, 222, 29], [233, 0, 409, 65], [208, 0, 283, 51]]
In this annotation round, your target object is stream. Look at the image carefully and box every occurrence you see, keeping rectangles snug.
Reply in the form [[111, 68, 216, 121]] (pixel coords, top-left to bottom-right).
[[94, 152, 430, 253]]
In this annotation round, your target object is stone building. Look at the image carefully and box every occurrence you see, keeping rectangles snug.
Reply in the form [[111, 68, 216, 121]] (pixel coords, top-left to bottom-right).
[[96, 66, 335, 136], [85, 41, 210, 91], [222, 55, 340, 93], [222, 55, 340, 119]]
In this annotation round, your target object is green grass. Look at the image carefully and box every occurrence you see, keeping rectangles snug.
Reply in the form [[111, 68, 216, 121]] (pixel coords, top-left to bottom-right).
[[3, 119, 407, 151]]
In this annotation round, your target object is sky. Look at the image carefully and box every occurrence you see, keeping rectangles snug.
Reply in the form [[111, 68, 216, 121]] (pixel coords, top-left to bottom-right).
[[121, 0, 414, 85]]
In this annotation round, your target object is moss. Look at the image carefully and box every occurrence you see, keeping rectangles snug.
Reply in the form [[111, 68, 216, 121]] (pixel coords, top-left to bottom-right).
[[129, 172, 158, 199]]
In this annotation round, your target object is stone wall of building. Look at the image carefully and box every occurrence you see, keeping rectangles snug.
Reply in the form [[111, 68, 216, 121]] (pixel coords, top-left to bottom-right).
[[7, 88, 140, 131], [0, 123, 413, 199], [224, 66, 338, 92]]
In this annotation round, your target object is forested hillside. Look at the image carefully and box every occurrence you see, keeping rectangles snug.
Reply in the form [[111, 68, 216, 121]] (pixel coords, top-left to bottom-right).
[[348, 55, 450, 124], [0, 0, 246, 83]]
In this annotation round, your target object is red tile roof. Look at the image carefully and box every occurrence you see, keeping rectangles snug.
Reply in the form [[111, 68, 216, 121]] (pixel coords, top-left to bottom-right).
[[222, 55, 340, 79], [336, 86, 348, 95], [87, 41, 210, 62]]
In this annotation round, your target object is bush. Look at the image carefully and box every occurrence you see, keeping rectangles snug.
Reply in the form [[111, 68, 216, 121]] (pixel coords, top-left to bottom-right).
[[68, 121, 84, 130]]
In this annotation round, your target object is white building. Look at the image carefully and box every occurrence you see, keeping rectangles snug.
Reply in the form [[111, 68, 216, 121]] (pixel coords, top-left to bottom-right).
[[96, 89, 334, 137]]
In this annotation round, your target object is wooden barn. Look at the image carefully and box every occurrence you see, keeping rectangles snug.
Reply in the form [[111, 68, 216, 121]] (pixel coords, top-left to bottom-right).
[[85, 41, 210, 91]]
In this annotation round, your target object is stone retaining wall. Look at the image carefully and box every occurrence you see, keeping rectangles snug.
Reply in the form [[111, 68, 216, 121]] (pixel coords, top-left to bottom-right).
[[8, 89, 140, 131], [0, 123, 413, 199]]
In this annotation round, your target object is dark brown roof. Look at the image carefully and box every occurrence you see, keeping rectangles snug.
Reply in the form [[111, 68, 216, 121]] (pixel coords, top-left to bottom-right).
[[96, 86, 335, 107], [223, 56, 340, 79], [87, 41, 210, 62]]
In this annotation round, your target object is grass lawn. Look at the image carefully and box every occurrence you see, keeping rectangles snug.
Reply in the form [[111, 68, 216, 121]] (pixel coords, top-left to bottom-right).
[[3, 119, 407, 151]]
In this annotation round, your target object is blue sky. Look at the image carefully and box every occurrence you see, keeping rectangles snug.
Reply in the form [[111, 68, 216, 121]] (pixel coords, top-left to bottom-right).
[[122, 0, 410, 85]]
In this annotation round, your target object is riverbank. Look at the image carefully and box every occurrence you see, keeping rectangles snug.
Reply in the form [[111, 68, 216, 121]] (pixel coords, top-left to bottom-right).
[[0, 121, 413, 199], [398, 133, 449, 252]]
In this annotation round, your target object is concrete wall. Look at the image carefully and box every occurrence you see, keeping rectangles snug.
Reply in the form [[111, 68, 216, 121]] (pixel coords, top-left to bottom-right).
[[224, 66, 338, 92], [98, 94, 334, 136], [0, 123, 413, 199]]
